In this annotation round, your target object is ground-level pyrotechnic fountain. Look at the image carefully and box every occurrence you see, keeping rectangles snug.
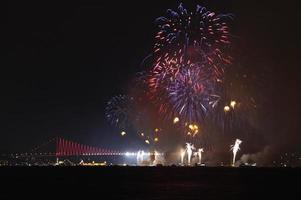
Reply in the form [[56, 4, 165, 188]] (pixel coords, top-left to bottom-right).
[[178, 143, 205, 166], [186, 143, 195, 165], [230, 139, 242, 166], [197, 148, 204, 164]]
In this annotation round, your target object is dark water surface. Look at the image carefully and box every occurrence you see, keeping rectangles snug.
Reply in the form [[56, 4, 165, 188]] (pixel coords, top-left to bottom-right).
[[0, 167, 300, 199]]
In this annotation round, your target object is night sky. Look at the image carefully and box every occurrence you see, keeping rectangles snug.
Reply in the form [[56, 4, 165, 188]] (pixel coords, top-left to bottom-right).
[[4, 0, 301, 159]]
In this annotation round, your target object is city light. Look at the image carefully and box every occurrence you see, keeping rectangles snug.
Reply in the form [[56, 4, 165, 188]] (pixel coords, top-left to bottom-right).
[[121, 131, 126, 136], [125, 152, 136, 157]]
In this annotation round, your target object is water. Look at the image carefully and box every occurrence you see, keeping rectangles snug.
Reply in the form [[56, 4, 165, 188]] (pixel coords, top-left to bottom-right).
[[0, 166, 300, 199]]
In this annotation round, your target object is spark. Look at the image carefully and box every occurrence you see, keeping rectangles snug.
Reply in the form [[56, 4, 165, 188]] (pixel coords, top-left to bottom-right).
[[224, 105, 230, 112], [105, 95, 134, 129], [173, 117, 180, 124], [230, 100, 236, 109], [188, 124, 199, 136]]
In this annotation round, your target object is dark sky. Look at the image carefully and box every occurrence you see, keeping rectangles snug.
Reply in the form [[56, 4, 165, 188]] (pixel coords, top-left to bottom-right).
[[4, 1, 301, 154]]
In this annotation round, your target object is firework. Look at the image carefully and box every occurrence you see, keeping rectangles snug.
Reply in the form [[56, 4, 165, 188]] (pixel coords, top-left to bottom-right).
[[167, 63, 218, 123], [205, 73, 258, 135], [147, 2, 234, 124], [105, 95, 134, 129], [105, 3, 258, 155], [146, 60, 178, 121], [154, 3, 233, 66], [148, 56, 224, 124], [135, 125, 162, 146], [149, 60, 179, 91]]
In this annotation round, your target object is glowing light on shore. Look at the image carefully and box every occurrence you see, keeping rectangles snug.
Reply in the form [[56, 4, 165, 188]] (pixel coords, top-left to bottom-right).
[[140, 133, 144, 137], [145, 140, 150, 144], [154, 137, 159, 142], [121, 131, 126, 136], [155, 128, 159, 132]]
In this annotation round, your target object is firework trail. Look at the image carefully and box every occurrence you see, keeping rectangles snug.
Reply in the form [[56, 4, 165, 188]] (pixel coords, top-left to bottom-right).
[[148, 60, 179, 95]]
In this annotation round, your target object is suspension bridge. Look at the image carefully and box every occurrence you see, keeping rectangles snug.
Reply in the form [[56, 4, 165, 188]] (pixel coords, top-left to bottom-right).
[[2, 137, 124, 158]]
